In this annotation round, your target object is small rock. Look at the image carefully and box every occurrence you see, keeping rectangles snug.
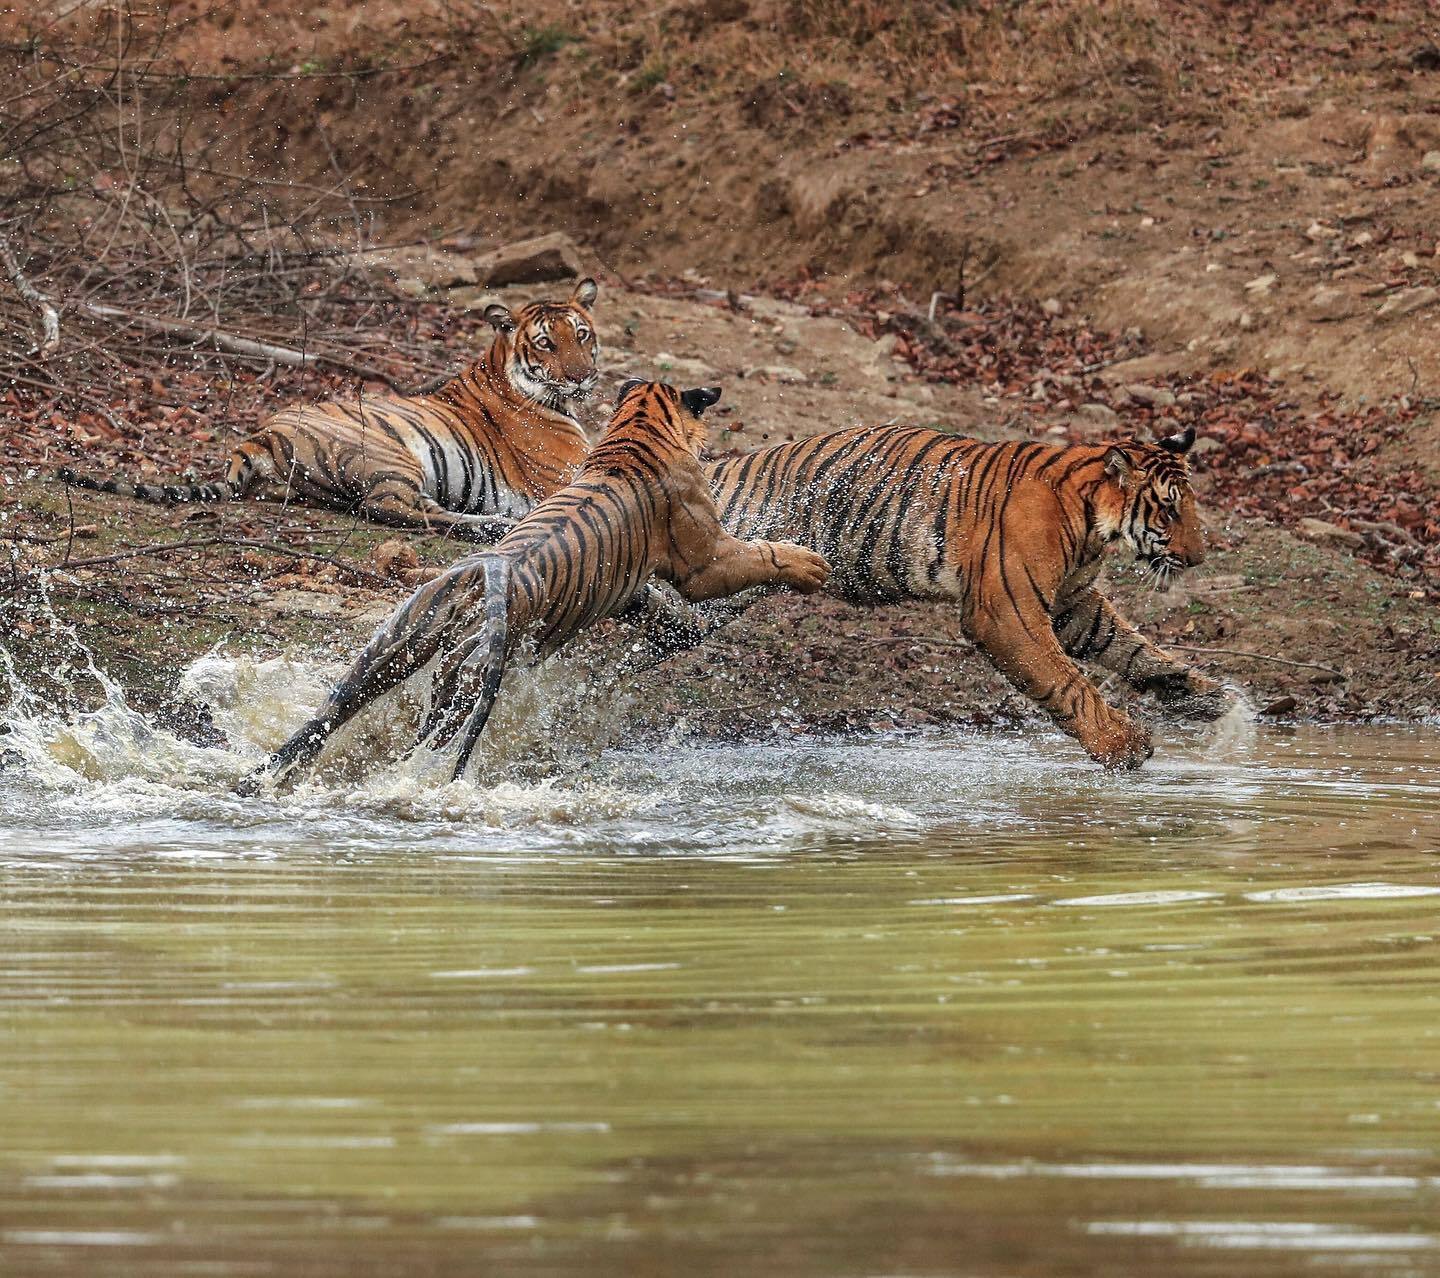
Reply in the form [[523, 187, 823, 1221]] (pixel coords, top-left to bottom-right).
[[1041, 297, 1064, 317], [1304, 221, 1341, 242], [1238, 311, 1256, 330], [1401, 251, 1423, 269], [1077, 402, 1120, 430], [654, 353, 721, 380], [1244, 272, 1277, 295], [1125, 384, 1177, 408], [1422, 150, 1440, 172], [1376, 286, 1439, 320], [1190, 436, 1223, 457], [1296, 516, 1364, 549], [263, 589, 347, 619], [375, 539, 420, 580], [1307, 285, 1356, 322], [348, 245, 478, 296], [470, 232, 584, 288], [746, 297, 812, 321], [744, 364, 808, 384], [870, 333, 901, 360], [1139, 216, 1155, 229], [1259, 695, 1298, 716], [1412, 43, 1440, 70], [1350, 230, 1374, 247]]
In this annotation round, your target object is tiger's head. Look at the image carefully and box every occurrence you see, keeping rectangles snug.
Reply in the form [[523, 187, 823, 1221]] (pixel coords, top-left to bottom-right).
[[1100, 426, 1205, 583], [483, 277, 600, 409], [612, 380, 722, 455]]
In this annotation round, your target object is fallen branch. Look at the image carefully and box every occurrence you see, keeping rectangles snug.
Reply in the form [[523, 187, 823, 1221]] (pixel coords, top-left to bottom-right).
[[47, 535, 393, 588], [854, 635, 972, 650], [74, 300, 408, 390], [1163, 644, 1343, 677], [1, 232, 61, 356]]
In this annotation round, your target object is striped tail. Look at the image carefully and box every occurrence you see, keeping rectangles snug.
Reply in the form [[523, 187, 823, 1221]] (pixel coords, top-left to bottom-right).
[[57, 442, 264, 506]]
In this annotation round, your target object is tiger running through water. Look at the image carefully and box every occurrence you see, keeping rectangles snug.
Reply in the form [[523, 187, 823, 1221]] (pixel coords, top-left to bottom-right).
[[58, 279, 603, 542], [242, 381, 831, 792], [631, 423, 1229, 769]]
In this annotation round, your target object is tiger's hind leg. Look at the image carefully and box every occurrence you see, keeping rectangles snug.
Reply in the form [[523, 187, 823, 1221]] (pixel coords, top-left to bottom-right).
[[1052, 587, 1230, 721], [408, 557, 513, 780], [239, 569, 486, 793]]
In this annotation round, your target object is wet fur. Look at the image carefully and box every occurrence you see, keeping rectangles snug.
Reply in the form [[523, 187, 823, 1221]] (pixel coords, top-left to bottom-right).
[[246, 382, 830, 790], [632, 425, 1226, 769]]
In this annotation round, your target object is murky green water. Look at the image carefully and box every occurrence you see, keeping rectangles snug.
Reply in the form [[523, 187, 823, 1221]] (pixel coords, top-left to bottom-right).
[[2, 704, 1439, 1275]]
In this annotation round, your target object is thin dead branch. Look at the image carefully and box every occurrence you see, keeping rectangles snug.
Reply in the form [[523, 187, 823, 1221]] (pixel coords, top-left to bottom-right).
[[52, 535, 393, 589], [0, 231, 61, 356]]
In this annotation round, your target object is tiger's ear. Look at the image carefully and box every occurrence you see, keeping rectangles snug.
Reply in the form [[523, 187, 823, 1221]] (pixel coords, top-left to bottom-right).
[[571, 277, 598, 309], [680, 386, 722, 417], [483, 302, 516, 334], [1104, 446, 1134, 487], [616, 378, 645, 402], [1159, 425, 1196, 455]]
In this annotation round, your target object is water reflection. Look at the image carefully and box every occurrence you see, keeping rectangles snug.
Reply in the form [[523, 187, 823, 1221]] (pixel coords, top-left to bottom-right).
[[1, 722, 1439, 1276]]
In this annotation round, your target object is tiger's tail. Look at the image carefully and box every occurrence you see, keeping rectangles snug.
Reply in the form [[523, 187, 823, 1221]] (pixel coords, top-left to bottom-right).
[[419, 556, 512, 782], [57, 440, 269, 506]]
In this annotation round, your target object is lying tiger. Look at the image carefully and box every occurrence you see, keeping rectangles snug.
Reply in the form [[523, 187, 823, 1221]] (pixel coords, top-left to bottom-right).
[[59, 279, 602, 541], [633, 423, 1229, 769], [243, 380, 830, 791]]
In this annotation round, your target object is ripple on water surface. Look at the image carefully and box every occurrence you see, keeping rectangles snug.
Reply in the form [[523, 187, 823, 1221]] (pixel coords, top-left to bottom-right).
[[2, 653, 1439, 1276]]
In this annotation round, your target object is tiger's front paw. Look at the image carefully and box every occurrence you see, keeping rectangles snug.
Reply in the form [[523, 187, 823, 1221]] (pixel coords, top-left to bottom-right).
[[1151, 670, 1232, 722], [1082, 714, 1154, 771], [772, 542, 830, 594]]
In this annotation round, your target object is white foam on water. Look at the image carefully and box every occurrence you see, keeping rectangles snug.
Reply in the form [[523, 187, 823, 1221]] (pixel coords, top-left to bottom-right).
[[1245, 883, 1440, 903], [924, 1157, 1437, 1195], [0, 638, 655, 840], [425, 1121, 610, 1137], [1202, 690, 1259, 760], [576, 962, 680, 974], [1051, 890, 1222, 907], [1084, 1221, 1435, 1251], [909, 894, 1035, 907], [21, 1173, 178, 1190], [5, 608, 1440, 864], [779, 792, 922, 831], [429, 967, 537, 980], [4, 1231, 169, 1246]]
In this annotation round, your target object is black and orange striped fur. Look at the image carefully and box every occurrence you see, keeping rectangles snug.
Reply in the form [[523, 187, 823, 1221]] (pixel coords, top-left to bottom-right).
[[632, 423, 1228, 769], [58, 279, 603, 541], [243, 381, 830, 791]]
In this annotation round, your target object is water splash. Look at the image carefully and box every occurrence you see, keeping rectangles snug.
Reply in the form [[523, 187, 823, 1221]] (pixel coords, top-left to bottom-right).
[[0, 596, 641, 830]]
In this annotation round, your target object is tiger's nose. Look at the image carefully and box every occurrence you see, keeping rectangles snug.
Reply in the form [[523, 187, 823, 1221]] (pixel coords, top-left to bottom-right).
[[1178, 522, 1207, 567]]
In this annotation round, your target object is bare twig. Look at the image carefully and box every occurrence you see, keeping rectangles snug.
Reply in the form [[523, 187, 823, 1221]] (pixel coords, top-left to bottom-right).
[[0, 231, 61, 356], [855, 635, 972, 649], [74, 300, 407, 389], [1163, 644, 1343, 677], [51, 535, 393, 588]]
